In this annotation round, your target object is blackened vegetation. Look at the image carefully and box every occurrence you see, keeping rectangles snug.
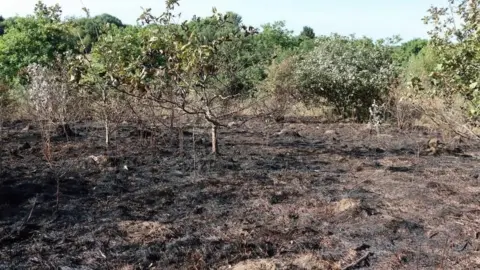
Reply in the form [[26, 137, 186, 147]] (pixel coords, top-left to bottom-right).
[[1, 118, 480, 269]]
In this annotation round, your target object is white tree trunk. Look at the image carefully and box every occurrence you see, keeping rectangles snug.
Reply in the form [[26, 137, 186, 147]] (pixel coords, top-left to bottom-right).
[[211, 124, 218, 154]]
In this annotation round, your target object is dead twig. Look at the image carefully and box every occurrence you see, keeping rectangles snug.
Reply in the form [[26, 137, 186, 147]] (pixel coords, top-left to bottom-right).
[[25, 196, 37, 224], [342, 252, 373, 270], [458, 240, 471, 252]]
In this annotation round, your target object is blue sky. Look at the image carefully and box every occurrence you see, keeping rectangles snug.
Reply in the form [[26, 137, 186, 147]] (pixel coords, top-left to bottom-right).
[[2, 0, 446, 41]]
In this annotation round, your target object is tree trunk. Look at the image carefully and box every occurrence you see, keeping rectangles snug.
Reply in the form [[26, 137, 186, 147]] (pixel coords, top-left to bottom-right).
[[211, 123, 218, 155], [178, 126, 184, 154], [102, 87, 109, 149], [104, 117, 109, 148], [170, 105, 175, 129]]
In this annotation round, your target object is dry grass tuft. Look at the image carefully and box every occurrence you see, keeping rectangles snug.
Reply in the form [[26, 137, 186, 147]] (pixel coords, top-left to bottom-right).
[[117, 220, 173, 245]]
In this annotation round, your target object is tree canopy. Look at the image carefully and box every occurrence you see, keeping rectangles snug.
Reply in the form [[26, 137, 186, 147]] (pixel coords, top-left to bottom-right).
[[2, 0, 480, 128], [0, 16, 4, 35]]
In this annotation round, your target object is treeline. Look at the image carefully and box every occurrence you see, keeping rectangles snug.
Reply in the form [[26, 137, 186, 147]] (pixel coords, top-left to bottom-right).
[[0, 0, 479, 142]]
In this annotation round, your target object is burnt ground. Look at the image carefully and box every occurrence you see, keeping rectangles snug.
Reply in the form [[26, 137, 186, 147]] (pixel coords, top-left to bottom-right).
[[1, 118, 480, 270]]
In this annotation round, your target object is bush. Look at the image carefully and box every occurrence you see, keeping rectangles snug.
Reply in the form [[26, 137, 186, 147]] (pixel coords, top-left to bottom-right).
[[398, 45, 440, 98], [295, 34, 397, 120], [393, 38, 428, 66], [0, 3, 77, 85], [403, 46, 438, 80], [258, 55, 300, 118], [424, 0, 480, 121]]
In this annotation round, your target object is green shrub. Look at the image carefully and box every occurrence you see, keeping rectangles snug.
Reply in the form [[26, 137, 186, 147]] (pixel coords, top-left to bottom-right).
[[295, 34, 397, 120], [424, 0, 480, 120], [400, 45, 440, 96], [0, 3, 77, 85], [259, 55, 300, 117], [393, 38, 428, 66]]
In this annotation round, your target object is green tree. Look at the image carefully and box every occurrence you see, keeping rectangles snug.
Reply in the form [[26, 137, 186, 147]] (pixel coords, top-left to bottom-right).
[[186, 12, 265, 97], [69, 24, 144, 147], [154, 5, 254, 153], [423, 0, 480, 119], [257, 21, 299, 51], [0, 2, 77, 84], [94, 13, 124, 28], [183, 14, 304, 98], [68, 13, 124, 53], [87, 25, 145, 93], [300, 26, 315, 39], [0, 16, 4, 35], [401, 44, 439, 84], [225, 11, 242, 27], [228, 21, 300, 96], [74, 0, 257, 153], [393, 38, 428, 65], [295, 34, 397, 120], [0, 16, 19, 33]]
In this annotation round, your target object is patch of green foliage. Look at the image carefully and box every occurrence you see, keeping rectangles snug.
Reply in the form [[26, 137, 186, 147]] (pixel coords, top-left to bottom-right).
[[295, 34, 398, 120], [0, 15, 4, 35], [423, 0, 480, 120], [6, 0, 475, 125], [0, 2, 77, 85], [68, 13, 124, 53], [393, 38, 429, 65]]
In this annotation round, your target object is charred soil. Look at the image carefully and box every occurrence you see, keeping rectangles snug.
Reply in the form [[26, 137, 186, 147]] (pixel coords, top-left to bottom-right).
[[1, 118, 480, 269]]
